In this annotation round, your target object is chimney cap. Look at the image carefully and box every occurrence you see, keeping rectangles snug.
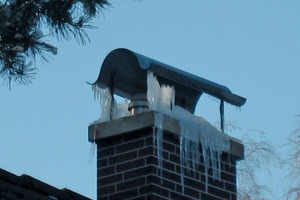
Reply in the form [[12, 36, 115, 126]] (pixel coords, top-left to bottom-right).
[[93, 48, 246, 113]]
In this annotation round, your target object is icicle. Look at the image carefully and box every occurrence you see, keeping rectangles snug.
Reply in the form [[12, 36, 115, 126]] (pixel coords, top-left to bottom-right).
[[146, 71, 230, 194], [97, 86, 112, 122], [89, 129, 97, 163], [147, 72, 174, 114], [91, 84, 131, 123], [147, 72, 161, 111], [180, 135, 185, 193], [202, 145, 209, 192], [228, 154, 232, 168], [111, 99, 130, 119], [89, 142, 96, 163], [155, 112, 164, 178], [152, 126, 156, 155], [236, 106, 242, 112], [191, 142, 197, 173], [185, 139, 192, 175], [211, 148, 218, 180], [147, 72, 175, 180], [217, 150, 222, 179], [91, 85, 113, 123], [194, 142, 201, 177]]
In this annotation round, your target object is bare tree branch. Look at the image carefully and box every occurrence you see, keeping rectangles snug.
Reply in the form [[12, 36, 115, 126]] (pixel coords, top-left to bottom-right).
[[284, 116, 300, 200], [237, 130, 280, 200]]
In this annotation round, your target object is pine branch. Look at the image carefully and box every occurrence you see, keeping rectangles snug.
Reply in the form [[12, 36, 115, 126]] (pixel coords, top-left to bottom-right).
[[0, 0, 109, 87]]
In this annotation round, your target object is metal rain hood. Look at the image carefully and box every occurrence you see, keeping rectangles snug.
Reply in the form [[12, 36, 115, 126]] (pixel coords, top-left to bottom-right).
[[93, 48, 246, 114]]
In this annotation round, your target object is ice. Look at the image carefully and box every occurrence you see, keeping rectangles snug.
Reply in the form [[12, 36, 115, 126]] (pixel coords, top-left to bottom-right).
[[147, 72, 173, 181], [147, 72, 174, 113], [89, 119, 97, 163], [91, 84, 130, 125], [176, 108, 229, 192], [180, 136, 185, 193], [147, 72, 230, 192], [92, 85, 112, 123], [89, 138, 96, 163], [91, 72, 230, 193], [111, 99, 130, 119], [154, 112, 163, 178]]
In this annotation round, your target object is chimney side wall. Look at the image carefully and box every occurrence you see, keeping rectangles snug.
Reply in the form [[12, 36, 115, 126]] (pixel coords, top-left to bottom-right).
[[97, 128, 238, 200]]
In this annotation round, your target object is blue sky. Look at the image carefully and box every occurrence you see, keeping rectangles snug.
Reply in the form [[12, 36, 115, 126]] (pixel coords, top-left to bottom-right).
[[1, 1, 300, 199]]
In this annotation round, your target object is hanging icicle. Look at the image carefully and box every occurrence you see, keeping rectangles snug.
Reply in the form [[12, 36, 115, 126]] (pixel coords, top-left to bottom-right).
[[154, 112, 164, 178], [91, 84, 130, 124], [92, 85, 112, 123], [146, 72, 230, 193]]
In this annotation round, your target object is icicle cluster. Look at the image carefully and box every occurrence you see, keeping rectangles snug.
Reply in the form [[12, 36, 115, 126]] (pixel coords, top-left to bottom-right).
[[91, 72, 230, 192], [147, 72, 230, 192], [91, 84, 130, 124]]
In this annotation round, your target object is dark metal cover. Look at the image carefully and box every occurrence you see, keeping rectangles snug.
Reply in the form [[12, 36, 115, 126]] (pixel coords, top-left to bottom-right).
[[93, 48, 246, 113]]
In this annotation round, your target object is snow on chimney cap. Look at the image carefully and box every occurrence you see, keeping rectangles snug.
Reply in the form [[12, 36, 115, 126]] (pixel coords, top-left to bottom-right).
[[93, 48, 246, 113]]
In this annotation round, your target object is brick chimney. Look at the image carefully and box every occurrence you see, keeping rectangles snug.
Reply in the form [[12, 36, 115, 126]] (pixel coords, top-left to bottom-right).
[[88, 48, 246, 200]]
